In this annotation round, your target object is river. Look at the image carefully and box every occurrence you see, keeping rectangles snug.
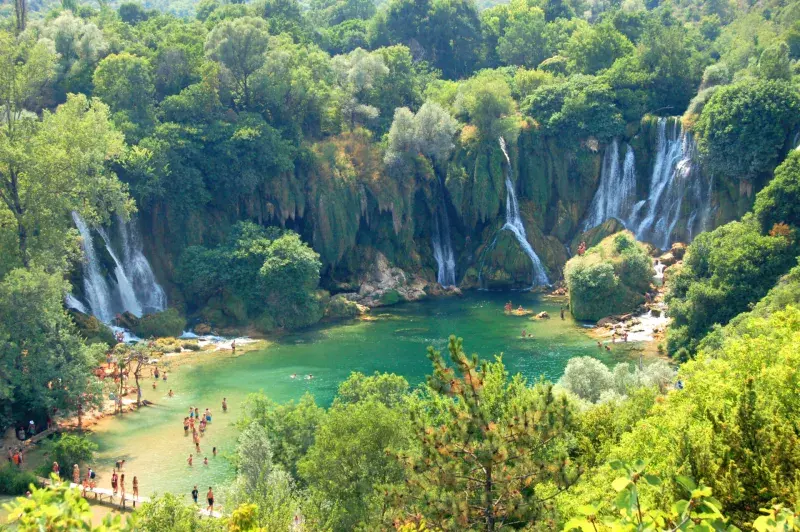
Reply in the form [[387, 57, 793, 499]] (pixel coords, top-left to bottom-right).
[[87, 291, 628, 507]]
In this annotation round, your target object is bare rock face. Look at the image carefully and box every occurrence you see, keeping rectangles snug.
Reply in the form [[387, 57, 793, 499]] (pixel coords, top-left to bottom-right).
[[345, 252, 428, 308]]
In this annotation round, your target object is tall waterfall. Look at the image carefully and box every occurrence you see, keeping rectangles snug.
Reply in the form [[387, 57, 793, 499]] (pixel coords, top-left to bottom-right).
[[583, 139, 637, 231], [72, 212, 116, 323], [118, 216, 167, 314], [628, 118, 713, 249], [431, 177, 457, 287], [583, 118, 714, 250], [70, 212, 166, 323], [496, 138, 550, 287]]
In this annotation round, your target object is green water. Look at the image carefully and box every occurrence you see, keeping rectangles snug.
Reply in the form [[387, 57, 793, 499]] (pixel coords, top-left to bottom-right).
[[88, 292, 626, 506]]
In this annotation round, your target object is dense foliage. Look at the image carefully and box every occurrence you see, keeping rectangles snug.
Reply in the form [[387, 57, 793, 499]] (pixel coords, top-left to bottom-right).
[[565, 232, 652, 321]]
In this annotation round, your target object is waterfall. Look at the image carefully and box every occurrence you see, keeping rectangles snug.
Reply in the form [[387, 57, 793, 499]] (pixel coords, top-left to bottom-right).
[[118, 216, 167, 314], [583, 119, 714, 250], [70, 212, 166, 323], [431, 178, 457, 287], [494, 138, 550, 287], [627, 118, 713, 250], [97, 227, 143, 318], [71, 212, 115, 323], [583, 139, 637, 230], [65, 293, 89, 314]]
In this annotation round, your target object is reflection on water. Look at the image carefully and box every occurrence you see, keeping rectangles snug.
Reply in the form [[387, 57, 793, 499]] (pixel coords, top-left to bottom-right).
[[88, 292, 626, 505]]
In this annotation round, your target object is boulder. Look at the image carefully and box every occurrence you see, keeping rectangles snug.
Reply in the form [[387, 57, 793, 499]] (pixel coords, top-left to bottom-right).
[[350, 252, 428, 308], [535, 311, 550, 320], [193, 323, 212, 335]]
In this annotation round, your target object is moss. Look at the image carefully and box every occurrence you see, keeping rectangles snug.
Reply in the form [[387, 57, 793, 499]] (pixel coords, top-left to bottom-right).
[[253, 312, 277, 334], [379, 289, 402, 306], [131, 308, 186, 338], [564, 231, 651, 321], [69, 310, 115, 345], [324, 294, 362, 319]]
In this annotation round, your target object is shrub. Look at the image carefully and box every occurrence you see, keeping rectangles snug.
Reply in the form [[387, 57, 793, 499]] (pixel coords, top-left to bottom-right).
[[132, 308, 186, 338], [0, 465, 39, 495], [559, 357, 614, 402], [49, 434, 97, 477], [565, 231, 651, 320]]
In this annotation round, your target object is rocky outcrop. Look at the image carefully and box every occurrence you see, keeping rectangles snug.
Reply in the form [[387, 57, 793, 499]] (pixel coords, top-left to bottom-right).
[[344, 252, 428, 308]]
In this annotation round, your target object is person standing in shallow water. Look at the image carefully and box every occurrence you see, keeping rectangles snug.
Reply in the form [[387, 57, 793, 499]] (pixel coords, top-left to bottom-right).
[[191, 485, 198, 504], [207, 487, 214, 513], [560, 306, 565, 320]]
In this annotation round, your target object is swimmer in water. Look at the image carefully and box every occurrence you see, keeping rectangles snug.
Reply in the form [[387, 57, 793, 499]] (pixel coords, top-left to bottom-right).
[[306, 374, 313, 380], [168, 389, 174, 397], [291, 373, 297, 379], [152, 381, 157, 389], [187, 454, 193, 466], [203, 457, 209, 466]]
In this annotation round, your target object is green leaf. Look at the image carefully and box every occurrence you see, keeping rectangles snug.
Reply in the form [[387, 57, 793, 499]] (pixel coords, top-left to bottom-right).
[[612, 476, 631, 492], [676, 475, 697, 492], [643, 474, 662, 486]]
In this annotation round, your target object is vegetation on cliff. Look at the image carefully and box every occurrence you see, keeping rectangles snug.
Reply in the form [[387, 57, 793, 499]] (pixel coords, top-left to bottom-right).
[[565, 231, 651, 321]]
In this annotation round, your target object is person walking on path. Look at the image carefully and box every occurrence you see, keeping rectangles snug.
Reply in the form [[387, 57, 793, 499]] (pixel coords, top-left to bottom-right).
[[72, 464, 80, 484]]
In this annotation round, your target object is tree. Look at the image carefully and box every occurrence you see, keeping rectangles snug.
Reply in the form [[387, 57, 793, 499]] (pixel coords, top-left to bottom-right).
[[758, 41, 792, 81], [0, 86, 131, 272], [385, 101, 458, 166], [118, 2, 148, 24], [299, 400, 409, 529], [4, 477, 126, 531], [239, 392, 326, 478], [331, 47, 388, 129], [93, 53, 155, 138], [205, 17, 270, 109], [754, 150, 800, 232], [496, 2, 549, 68], [335, 371, 409, 407], [135, 492, 224, 531], [558, 356, 614, 402], [0, 268, 106, 426], [694, 79, 800, 181], [397, 336, 578, 531], [455, 71, 517, 141], [564, 23, 634, 74], [50, 434, 97, 476]]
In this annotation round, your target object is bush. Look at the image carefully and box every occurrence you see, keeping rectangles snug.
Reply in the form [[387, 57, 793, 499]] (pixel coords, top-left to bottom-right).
[[324, 294, 362, 319], [132, 308, 186, 338], [49, 434, 97, 477], [559, 357, 614, 402], [0, 465, 39, 495], [694, 79, 800, 181], [754, 150, 800, 232], [565, 231, 651, 320]]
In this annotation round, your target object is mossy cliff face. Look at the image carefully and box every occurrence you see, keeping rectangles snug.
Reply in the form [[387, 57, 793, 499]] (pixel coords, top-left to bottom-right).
[[139, 119, 755, 299]]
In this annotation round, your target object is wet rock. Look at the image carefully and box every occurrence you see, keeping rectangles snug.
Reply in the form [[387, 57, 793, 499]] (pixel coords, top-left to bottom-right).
[[350, 252, 428, 308], [194, 323, 212, 335], [535, 311, 550, 319]]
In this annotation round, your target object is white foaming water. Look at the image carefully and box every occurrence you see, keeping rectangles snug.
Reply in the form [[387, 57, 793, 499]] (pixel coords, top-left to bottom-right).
[[432, 176, 457, 287], [492, 138, 550, 287], [98, 226, 143, 318], [70, 212, 167, 323], [118, 216, 167, 315], [65, 293, 89, 314], [583, 139, 637, 231], [72, 212, 115, 323], [583, 119, 714, 250]]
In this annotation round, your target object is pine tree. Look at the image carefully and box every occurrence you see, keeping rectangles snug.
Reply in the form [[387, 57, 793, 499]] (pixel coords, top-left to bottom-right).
[[396, 335, 579, 531]]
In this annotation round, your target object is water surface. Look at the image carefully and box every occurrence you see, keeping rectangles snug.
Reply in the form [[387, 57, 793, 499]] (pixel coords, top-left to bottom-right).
[[88, 292, 627, 505]]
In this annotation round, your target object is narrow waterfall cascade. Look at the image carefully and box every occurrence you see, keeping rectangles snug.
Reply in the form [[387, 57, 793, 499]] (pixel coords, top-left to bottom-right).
[[495, 138, 550, 287], [65, 293, 89, 314], [431, 178, 457, 287], [118, 216, 167, 314], [653, 259, 666, 280], [71, 212, 116, 323], [70, 212, 167, 323], [583, 139, 637, 230]]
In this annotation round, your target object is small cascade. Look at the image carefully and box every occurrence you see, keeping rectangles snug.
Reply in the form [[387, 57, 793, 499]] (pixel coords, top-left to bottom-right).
[[118, 216, 167, 314], [583, 139, 637, 230], [70, 213, 166, 323], [65, 293, 89, 314], [71, 212, 115, 323], [653, 259, 665, 280], [491, 138, 550, 287]]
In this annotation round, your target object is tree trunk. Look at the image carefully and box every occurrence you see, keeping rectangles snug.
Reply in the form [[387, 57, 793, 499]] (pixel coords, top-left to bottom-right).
[[485, 465, 494, 532], [14, 0, 26, 33]]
